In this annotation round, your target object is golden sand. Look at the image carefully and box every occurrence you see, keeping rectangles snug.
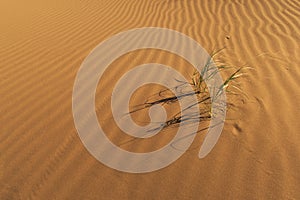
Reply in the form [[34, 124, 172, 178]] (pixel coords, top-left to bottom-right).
[[0, 0, 299, 199]]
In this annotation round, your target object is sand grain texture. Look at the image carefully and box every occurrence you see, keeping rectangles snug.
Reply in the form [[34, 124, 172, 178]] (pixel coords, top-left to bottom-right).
[[0, 0, 300, 199]]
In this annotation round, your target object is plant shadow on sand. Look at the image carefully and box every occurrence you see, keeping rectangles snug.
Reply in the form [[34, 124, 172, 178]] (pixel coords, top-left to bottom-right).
[[118, 49, 251, 148]]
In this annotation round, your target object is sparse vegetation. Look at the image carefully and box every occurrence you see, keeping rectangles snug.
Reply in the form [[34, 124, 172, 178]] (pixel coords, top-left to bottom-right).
[[129, 49, 250, 131]]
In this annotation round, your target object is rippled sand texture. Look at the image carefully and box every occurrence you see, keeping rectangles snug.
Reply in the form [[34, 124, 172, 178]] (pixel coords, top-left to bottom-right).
[[1, 0, 300, 199]]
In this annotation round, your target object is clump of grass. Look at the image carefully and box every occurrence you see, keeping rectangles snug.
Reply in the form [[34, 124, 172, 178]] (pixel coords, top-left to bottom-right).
[[129, 49, 250, 131]]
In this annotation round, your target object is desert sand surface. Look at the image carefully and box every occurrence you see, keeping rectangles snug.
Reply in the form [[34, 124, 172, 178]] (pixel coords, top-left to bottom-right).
[[1, 0, 300, 199]]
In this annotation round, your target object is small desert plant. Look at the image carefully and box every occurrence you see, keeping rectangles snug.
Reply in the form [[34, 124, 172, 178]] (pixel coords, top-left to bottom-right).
[[129, 49, 250, 131]]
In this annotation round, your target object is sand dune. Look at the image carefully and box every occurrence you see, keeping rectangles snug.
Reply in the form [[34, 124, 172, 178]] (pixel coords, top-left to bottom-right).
[[1, 0, 300, 199]]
